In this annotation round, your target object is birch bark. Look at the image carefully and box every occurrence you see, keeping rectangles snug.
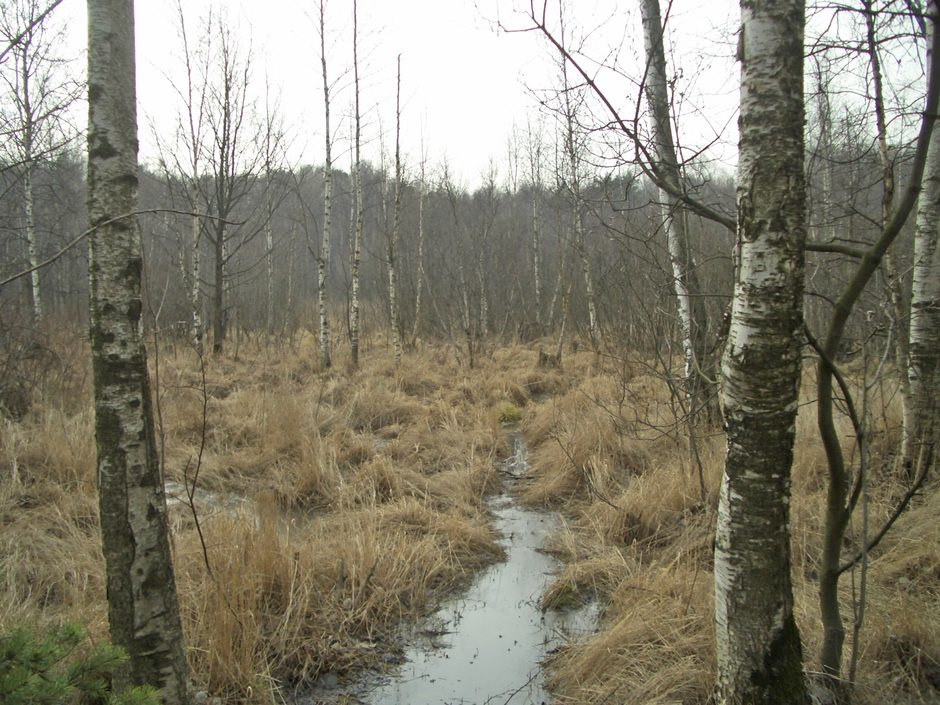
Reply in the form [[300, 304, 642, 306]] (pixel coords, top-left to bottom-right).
[[388, 56, 403, 366], [908, 0, 940, 482], [640, 0, 714, 422], [349, 0, 363, 368], [87, 1, 190, 701], [713, 1, 809, 702], [411, 160, 426, 343], [317, 0, 332, 368]]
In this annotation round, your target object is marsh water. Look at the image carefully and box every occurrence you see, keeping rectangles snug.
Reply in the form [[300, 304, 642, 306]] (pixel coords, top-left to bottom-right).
[[304, 432, 598, 705]]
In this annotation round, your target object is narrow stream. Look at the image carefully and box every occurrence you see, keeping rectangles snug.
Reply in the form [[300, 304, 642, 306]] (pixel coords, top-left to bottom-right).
[[305, 432, 597, 705]]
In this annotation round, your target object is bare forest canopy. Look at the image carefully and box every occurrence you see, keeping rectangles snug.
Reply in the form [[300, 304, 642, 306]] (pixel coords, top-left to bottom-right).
[[0, 143, 918, 354]]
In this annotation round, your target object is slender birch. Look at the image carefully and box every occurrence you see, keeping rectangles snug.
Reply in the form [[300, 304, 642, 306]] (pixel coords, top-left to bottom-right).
[[412, 150, 427, 343], [387, 55, 403, 365], [909, 17, 940, 479], [349, 0, 363, 368], [0, 0, 79, 322], [557, 29, 598, 350], [87, 1, 189, 701], [317, 0, 332, 367], [713, 1, 809, 702], [526, 119, 544, 332], [862, 0, 914, 469], [640, 0, 714, 422], [164, 0, 211, 353]]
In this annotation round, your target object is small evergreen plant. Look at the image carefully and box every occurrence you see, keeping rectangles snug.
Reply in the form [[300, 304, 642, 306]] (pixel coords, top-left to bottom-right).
[[0, 622, 159, 705]]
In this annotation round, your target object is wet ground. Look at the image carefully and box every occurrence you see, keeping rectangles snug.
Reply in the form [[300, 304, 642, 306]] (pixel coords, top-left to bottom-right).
[[300, 432, 598, 705]]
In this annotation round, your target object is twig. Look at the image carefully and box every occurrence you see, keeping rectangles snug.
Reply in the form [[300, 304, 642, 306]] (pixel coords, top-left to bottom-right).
[[838, 442, 932, 575], [0, 0, 64, 65], [183, 348, 213, 577]]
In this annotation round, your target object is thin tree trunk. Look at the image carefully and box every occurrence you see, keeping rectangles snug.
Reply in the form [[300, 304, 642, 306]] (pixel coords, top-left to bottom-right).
[[24, 162, 43, 322], [559, 51, 598, 351], [318, 0, 332, 368], [865, 0, 913, 469], [908, 0, 940, 482], [349, 0, 362, 368], [388, 56, 403, 366], [713, 1, 809, 702], [412, 167, 426, 343], [477, 244, 489, 337], [265, 207, 274, 335], [574, 212, 598, 349], [191, 198, 203, 353], [212, 225, 225, 354], [285, 222, 296, 334], [909, 114, 940, 481], [87, 2, 190, 702], [532, 193, 542, 332], [640, 0, 714, 423]]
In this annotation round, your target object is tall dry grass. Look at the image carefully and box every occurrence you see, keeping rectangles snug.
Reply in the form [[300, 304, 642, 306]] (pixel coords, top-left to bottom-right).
[[518, 348, 940, 705], [2, 328, 937, 704], [0, 329, 524, 703]]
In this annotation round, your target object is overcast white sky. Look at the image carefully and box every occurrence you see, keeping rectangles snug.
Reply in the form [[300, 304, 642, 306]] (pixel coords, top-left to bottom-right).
[[60, 0, 740, 188]]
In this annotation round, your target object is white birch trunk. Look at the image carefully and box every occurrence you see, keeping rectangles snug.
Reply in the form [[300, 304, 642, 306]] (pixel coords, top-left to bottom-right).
[[412, 171, 426, 343], [318, 0, 332, 368], [641, 0, 713, 420], [285, 223, 296, 331], [532, 194, 542, 331], [477, 245, 489, 337], [87, 2, 190, 702], [909, 2, 940, 477], [265, 208, 274, 335], [191, 199, 203, 354], [864, 0, 914, 470], [349, 0, 363, 368], [388, 56, 403, 366], [24, 162, 43, 322], [574, 212, 597, 348], [560, 55, 598, 350], [714, 1, 809, 702]]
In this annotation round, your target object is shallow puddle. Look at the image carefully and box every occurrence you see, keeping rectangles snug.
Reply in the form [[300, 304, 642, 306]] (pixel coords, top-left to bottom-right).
[[303, 433, 597, 705]]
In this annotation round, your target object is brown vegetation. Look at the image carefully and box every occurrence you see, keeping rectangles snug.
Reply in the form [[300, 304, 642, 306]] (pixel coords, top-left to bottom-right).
[[1, 329, 937, 704]]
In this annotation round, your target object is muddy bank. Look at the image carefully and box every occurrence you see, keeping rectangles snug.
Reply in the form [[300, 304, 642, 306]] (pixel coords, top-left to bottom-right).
[[301, 432, 597, 705]]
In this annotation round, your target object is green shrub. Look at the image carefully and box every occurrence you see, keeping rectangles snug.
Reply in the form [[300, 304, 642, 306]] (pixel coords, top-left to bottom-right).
[[496, 402, 523, 425], [0, 622, 159, 705]]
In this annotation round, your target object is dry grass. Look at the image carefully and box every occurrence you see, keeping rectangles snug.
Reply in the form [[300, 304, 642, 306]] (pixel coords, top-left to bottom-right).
[[517, 348, 939, 705], [0, 329, 518, 703], [1, 329, 937, 705]]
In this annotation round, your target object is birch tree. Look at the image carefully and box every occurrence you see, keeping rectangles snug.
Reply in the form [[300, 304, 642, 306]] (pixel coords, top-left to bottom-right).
[[159, 0, 212, 353], [713, 0, 809, 702], [349, 0, 363, 368], [525, 118, 544, 333], [387, 55, 404, 365], [909, 3, 940, 481], [640, 0, 714, 423], [556, 30, 598, 352], [316, 0, 332, 368], [87, 0, 189, 701], [0, 0, 79, 322], [411, 144, 427, 343]]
